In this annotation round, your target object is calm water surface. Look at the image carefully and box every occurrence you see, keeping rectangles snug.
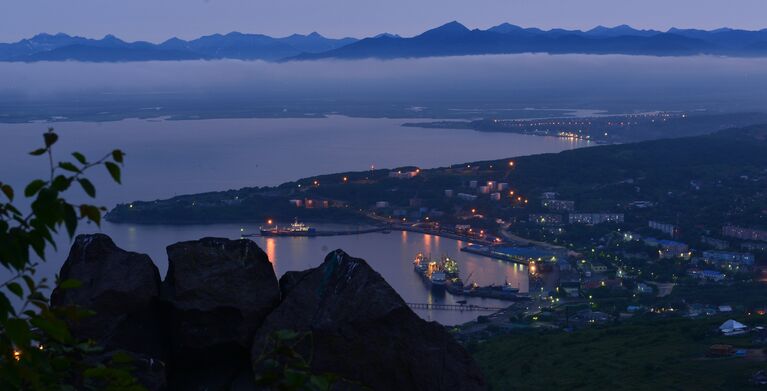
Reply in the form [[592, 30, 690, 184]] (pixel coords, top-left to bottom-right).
[[0, 116, 581, 324], [85, 222, 529, 325], [0, 116, 587, 206]]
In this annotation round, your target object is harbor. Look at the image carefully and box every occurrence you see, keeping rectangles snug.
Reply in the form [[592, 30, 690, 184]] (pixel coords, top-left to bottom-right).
[[242, 219, 388, 237], [222, 221, 534, 324], [413, 252, 530, 302], [406, 302, 505, 312]]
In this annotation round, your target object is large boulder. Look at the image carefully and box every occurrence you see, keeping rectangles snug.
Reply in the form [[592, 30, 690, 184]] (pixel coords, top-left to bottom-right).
[[50, 234, 165, 359], [163, 237, 280, 389], [252, 249, 486, 390]]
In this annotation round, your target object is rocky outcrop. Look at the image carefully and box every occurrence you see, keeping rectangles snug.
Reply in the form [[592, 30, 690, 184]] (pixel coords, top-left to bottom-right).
[[53, 236, 485, 390], [163, 237, 280, 389], [50, 234, 165, 359], [252, 249, 486, 390]]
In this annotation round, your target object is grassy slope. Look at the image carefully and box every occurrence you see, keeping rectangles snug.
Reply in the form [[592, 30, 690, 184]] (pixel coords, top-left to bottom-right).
[[472, 317, 767, 390]]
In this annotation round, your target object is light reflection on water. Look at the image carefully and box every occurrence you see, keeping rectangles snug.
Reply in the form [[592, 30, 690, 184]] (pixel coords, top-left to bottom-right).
[[70, 222, 530, 326]]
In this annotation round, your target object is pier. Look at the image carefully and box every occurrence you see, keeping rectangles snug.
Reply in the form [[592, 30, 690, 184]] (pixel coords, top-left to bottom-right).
[[407, 302, 505, 312], [241, 227, 387, 238]]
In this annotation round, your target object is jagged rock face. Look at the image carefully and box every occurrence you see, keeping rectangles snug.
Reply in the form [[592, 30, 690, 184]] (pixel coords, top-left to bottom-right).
[[50, 234, 164, 359], [163, 237, 280, 388], [252, 249, 486, 391]]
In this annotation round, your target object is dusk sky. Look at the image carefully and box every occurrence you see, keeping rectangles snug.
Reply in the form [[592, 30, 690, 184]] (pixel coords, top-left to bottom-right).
[[2, 0, 766, 42]]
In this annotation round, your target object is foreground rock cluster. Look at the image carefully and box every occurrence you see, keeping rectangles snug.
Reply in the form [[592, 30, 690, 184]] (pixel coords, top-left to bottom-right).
[[51, 234, 485, 390]]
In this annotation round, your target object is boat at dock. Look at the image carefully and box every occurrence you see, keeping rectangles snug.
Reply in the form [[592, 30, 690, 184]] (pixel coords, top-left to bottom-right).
[[259, 218, 317, 237], [413, 253, 455, 291], [412, 252, 528, 301], [460, 284, 528, 301]]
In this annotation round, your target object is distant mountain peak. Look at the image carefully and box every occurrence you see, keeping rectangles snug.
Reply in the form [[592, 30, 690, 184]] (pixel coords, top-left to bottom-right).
[[30, 32, 73, 41], [488, 23, 526, 34], [419, 21, 470, 37], [373, 33, 401, 39], [588, 24, 637, 33], [440, 21, 469, 30]]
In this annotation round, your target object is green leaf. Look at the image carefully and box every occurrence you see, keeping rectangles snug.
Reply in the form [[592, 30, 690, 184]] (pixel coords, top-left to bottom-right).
[[105, 162, 121, 184], [112, 149, 125, 164], [51, 175, 71, 191], [112, 351, 134, 364], [24, 179, 46, 197], [43, 131, 58, 148], [7, 282, 23, 298], [5, 318, 32, 346], [30, 315, 72, 343], [77, 178, 96, 198], [22, 275, 35, 291], [58, 162, 81, 173], [72, 152, 87, 164], [64, 204, 78, 238], [80, 204, 101, 226], [1, 184, 13, 201], [29, 148, 47, 156], [58, 279, 82, 290]]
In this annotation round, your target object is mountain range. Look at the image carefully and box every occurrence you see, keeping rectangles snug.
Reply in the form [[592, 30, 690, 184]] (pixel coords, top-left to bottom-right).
[[3, 22, 767, 62], [0, 31, 357, 62]]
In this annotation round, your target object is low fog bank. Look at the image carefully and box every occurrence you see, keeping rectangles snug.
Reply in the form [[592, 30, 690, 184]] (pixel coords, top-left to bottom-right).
[[2, 54, 767, 114]]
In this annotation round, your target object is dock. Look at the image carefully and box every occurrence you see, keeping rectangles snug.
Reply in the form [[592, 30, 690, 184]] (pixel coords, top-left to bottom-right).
[[460, 245, 529, 265], [407, 302, 505, 312], [242, 227, 387, 238]]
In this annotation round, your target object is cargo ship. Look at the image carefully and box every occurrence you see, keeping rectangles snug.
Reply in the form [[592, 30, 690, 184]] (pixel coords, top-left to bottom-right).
[[413, 253, 461, 291], [259, 218, 317, 237]]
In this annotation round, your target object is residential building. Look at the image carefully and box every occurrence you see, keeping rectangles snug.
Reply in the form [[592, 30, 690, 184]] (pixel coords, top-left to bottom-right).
[[542, 199, 575, 212], [644, 237, 690, 259], [304, 199, 329, 209], [635, 283, 654, 295], [701, 236, 729, 250], [529, 214, 563, 226], [742, 242, 767, 252], [541, 192, 558, 200], [649, 220, 678, 237], [723, 225, 767, 242], [702, 250, 755, 267], [569, 213, 624, 225], [701, 270, 726, 281], [388, 169, 419, 179]]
